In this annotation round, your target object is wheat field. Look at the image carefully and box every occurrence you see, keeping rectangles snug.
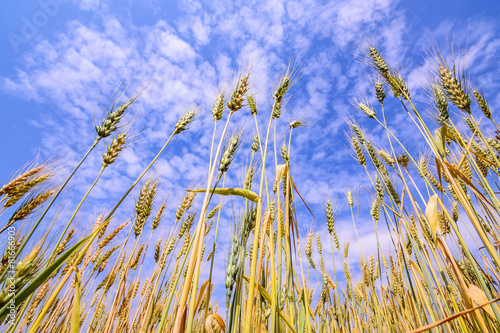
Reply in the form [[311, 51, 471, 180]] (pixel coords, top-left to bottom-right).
[[1, 45, 500, 332]]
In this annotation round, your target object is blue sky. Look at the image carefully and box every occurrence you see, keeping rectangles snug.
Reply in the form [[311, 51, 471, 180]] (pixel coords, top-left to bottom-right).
[[1, 0, 500, 307]]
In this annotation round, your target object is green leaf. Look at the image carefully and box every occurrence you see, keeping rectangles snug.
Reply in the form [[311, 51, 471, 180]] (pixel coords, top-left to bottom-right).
[[0, 232, 93, 320], [189, 188, 259, 203], [434, 126, 447, 157], [71, 268, 81, 333], [299, 289, 306, 333]]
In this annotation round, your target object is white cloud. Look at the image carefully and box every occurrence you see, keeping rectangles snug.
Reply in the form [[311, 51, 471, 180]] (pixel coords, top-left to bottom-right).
[[191, 16, 211, 45], [79, 0, 100, 10], [154, 25, 197, 62]]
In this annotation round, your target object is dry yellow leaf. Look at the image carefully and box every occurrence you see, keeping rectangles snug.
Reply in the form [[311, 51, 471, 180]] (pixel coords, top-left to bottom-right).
[[213, 313, 226, 331], [204, 313, 225, 333], [204, 315, 214, 333], [275, 164, 287, 184], [425, 194, 439, 238], [467, 284, 496, 318]]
